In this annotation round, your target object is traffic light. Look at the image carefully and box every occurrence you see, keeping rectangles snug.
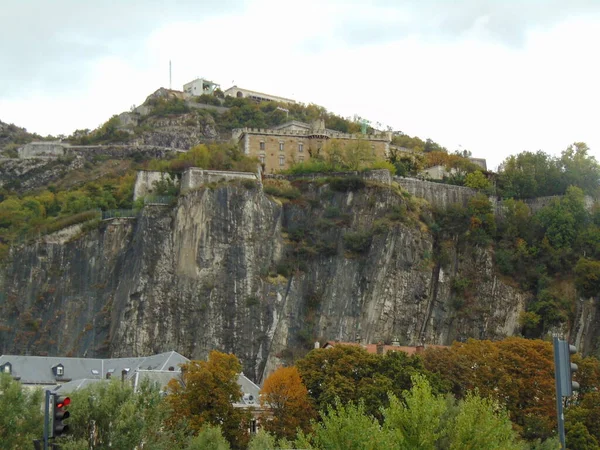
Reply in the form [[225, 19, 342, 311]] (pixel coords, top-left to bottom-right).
[[554, 337, 579, 397], [51, 394, 71, 438]]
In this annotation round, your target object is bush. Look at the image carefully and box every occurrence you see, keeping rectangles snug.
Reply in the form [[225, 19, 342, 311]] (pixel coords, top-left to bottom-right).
[[148, 97, 190, 117], [328, 176, 366, 192], [42, 210, 101, 235], [196, 94, 222, 106], [263, 180, 301, 199], [368, 160, 397, 175], [343, 230, 373, 253], [241, 179, 257, 190]]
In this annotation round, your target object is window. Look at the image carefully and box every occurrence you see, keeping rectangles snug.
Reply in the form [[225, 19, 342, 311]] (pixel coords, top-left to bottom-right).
[[259, 154, 265, 164], [56, 366, 64, 377], [279, 155, 285, 166], [259, 141, 265, 151], [279, 141, 284, 151], [2, 364, 10, 374], [298, 143, 304, 152], [299, 156, 304, 162]]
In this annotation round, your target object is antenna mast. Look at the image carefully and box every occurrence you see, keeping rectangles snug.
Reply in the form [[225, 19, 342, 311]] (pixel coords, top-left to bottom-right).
[[169, 60, 172, 90]]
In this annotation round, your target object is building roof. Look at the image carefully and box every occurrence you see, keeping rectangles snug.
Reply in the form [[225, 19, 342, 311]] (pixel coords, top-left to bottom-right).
[[224, 85, 295, 104], [233, 373, 261, 407], [0, 351, 188, 385], [2, 351, 262, 404]]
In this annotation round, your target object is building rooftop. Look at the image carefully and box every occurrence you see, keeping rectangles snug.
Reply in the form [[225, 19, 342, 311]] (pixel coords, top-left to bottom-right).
[[1, 351, 260, 402], [0, 350, 187, 385]]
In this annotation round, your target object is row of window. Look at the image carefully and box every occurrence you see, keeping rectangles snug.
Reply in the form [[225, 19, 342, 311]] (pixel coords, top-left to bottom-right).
[[259, 155, 304, 166], [259, 141, 377, 155], [259, 141, 304, 152]]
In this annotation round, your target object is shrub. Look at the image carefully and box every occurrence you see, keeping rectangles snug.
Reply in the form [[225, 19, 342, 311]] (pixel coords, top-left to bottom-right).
[[343, 230, 373, 253], [328, 176, 366, 192], [387, 204, 407, 222], [323, 206, 341, 218], [263, 180, 301, 199], [196, 94, 222, 106], [42, 210, 101, 235], [241, 179, 257, 190], [368, 160, 397, 175]]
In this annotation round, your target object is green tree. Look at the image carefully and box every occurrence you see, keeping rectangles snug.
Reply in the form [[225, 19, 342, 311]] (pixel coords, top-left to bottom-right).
[[449, 392, 525, 450], [307, 400, 390, 450], [383, 375, 447, 449], [0, 373, 43, 450], [565, 422, 599, 450], [296, 345, 432, 418], [187, 425, 231, 450], [465, 170, 492, 191], [65, 378, 171, 449], [560, 142, 600, 197], [248, 430, 278, 450], [575, 258, 600, 298]]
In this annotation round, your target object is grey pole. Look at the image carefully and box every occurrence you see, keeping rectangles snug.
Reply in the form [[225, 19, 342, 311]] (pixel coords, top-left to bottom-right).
[[43, 390, 51, 450], [553, 336, 566, 449]]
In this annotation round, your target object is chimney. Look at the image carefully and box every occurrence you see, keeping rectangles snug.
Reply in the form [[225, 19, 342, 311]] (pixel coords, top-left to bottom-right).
[[314, 341, 320, 349], [376, 342, 385, 355], [106, 372, 111, 380]]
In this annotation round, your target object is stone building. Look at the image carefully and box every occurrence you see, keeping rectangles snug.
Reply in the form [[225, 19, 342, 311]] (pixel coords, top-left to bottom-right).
[[232, 119, 392, 172], [183, 78, 220, 96], [224, 85, 295, 104]]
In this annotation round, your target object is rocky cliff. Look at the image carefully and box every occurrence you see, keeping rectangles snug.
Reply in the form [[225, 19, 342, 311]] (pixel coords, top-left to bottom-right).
[[0, 180, 597, 380], [3, 176, 570, 382]]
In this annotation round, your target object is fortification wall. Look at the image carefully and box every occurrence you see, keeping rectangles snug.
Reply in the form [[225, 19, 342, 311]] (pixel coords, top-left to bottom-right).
[[66, 145, 184, 160], [265, 169, 393, 185], [496, 194, 596, 217], [133, 171, 181, 201], [18, 142, 66, 159], [394, 176, 479, 208], [19, 142, 184, 161], [180, 167, 258, 191]]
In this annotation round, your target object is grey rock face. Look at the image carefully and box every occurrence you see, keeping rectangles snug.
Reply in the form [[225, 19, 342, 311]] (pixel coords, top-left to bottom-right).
[[1, 181, 596, 382]]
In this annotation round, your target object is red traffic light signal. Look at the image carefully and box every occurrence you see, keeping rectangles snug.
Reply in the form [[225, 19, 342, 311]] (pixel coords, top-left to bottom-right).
[[51, 395, 71, 437], [56, 397, 70, 408]]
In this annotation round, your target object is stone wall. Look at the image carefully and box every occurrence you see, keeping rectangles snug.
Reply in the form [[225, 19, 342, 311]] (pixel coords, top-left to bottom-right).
[[265, 169, 392, 185], [394, 176, 479, 208], [133, 171, 181, 201], [180, 167, 258, 191], [496, 194, 596, 217], [18, 142, 66, 159]]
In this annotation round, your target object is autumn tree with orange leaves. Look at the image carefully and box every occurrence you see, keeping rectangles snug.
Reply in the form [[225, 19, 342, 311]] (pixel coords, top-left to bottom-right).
[[260, 366, 315, 441], [423, 337, 557, 441], [165, 351, 250, 449]]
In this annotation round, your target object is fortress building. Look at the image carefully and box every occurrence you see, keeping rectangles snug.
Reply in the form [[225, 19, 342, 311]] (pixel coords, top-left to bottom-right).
[[183, 78, 220, 96], [224, 85, 296, 104], [232, 119, 392, 172]]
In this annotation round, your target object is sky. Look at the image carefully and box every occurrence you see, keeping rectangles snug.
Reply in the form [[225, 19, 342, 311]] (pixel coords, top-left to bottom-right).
[[1, 0, 600, 170]]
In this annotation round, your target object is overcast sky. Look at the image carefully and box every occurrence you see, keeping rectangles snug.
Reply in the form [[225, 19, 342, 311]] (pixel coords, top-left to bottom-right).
[[2, 0, 600, 170]]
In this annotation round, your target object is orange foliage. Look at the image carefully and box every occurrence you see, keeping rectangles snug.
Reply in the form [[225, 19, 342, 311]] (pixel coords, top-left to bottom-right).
[[423, 337, 556, 440], [260, 366, 315, 440], [165, 351, 250, 449]]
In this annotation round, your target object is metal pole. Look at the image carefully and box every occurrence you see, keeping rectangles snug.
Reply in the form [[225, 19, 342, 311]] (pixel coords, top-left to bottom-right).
[[43, 390, 50, 450], [553, 336, 566, 449]]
